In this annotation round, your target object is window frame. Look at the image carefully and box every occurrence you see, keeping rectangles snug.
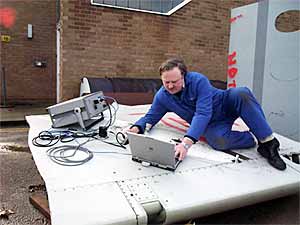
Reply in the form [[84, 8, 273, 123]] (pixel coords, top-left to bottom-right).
[[90, 0, 192, 16]]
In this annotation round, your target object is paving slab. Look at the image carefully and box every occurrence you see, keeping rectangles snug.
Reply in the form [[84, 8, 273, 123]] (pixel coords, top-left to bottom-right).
[[0, 105, 48, 122]]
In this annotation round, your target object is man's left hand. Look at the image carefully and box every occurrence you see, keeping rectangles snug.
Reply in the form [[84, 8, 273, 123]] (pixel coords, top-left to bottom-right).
[[174, 137, 193, 161], [174, 143, 188, 161]]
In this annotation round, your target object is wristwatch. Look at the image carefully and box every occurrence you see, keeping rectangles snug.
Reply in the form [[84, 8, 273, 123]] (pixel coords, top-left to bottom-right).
[[181, 142, 191, 150]]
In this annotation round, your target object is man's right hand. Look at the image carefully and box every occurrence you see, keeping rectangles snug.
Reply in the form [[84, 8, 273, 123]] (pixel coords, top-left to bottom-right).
[[117, 126, 139, 145], [125, 126, 140, 134], [118, 126, 139, 145]]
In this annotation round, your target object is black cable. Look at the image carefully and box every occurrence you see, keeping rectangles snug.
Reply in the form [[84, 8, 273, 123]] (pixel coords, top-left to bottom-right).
[[103, 95, 119, 126], [98, 98, 113, 138], [105, 98, 113, 128], [95, 136, 126, 149], [32, 130, 98, 147], [32, 131, 60, 147], [115, 131, 128, 147]]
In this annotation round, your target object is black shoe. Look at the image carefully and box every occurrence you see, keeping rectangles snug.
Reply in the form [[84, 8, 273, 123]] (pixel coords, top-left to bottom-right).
[[257, 138, 286, 170]]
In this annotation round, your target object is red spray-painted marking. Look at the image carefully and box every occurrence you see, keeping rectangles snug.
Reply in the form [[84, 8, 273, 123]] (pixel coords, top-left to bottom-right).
[[198, 136, 207, 142], [161, 118, 207, 143], [228, 80, 236, 88], [228, 51, 237, 66], [161, 119, 187, 133], [228, 14, 243, 87], [128, 113, 145, 116], [0, 7, 16, 28], [167, 117, 189, 127], [230, 14, 243, 23], [228, 67, 238, 79], [128, 113, 207, 142], [227, 51, 238, 88]]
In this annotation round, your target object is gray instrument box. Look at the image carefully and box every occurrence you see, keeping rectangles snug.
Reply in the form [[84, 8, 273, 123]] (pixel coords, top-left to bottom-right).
[[47, 91, 108, 130]]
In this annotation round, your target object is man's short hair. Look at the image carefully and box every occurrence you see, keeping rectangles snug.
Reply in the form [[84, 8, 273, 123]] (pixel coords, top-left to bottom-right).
[[159, 58, 187, 76]]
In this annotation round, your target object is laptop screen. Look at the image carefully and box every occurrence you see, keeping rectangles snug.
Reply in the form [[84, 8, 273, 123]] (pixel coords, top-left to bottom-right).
[[127, 132, 180, 170]]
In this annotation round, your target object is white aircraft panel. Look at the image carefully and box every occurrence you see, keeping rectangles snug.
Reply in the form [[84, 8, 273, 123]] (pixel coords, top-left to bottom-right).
[[228, 2, 258, 90], [228, 0, 299, 141], [26, 104, 300, 225], [49, 182, 138, 225]]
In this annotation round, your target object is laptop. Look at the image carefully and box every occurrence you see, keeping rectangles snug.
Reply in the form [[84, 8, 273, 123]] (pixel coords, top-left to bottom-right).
[[127, 132, 181, 171]]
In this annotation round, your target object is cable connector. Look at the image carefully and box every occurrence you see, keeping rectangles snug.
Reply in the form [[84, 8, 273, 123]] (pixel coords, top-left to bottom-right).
[[99, 126, 108, 138]]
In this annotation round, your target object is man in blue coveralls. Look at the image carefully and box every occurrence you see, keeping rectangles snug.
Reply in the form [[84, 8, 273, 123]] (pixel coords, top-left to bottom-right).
[[127, 58, 286, 170]]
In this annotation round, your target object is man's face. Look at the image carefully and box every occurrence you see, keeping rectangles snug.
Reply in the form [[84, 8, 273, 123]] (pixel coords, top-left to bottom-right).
[[161, 67, 184, 95]]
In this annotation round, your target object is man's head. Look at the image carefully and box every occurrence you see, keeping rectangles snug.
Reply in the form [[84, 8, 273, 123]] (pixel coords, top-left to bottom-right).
[[159, 58, 187, 94]]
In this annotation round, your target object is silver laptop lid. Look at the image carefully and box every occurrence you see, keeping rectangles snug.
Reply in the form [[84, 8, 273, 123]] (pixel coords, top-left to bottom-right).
[[127, 132, 179, 170]]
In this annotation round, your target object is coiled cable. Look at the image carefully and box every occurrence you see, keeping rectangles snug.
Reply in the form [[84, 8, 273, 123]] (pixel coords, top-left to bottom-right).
[[46, 144, 93, 166]]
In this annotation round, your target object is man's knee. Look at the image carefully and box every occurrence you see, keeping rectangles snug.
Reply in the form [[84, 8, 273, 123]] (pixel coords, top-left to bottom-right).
[[229, 87, 253, 102], [207, 136, 231, 151], [206, 131, 256, 151]]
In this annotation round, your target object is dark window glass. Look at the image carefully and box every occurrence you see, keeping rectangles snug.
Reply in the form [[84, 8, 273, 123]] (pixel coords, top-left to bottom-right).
[[92, 0, 185, 14]]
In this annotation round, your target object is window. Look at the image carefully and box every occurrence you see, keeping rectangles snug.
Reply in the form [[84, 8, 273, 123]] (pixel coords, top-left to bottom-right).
[[91, 0, 191, 15]]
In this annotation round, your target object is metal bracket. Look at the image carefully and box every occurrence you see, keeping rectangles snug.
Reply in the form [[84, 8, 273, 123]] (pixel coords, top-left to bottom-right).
[[74, 107, 85, 130]]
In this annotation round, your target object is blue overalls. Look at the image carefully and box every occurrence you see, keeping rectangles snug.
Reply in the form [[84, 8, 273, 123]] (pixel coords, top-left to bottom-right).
[[134, 72, 273, 151]]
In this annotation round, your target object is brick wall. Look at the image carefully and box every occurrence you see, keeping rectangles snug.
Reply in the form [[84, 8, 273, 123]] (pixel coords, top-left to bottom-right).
[[2, 0, 297, 103], [0, 0, 56, 104], [59, 0, 257, 100], [275, 9, 300, 32]]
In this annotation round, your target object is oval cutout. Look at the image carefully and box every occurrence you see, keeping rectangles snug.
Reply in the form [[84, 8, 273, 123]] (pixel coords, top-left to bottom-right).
[[275, 10, 300, 32]]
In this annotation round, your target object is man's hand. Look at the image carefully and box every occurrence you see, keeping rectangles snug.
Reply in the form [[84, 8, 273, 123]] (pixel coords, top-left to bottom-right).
[[117, 126, 140, 145], [125, 126, 140, 134], [175, 143, 188, 161], [174, 137, 193, 161]]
